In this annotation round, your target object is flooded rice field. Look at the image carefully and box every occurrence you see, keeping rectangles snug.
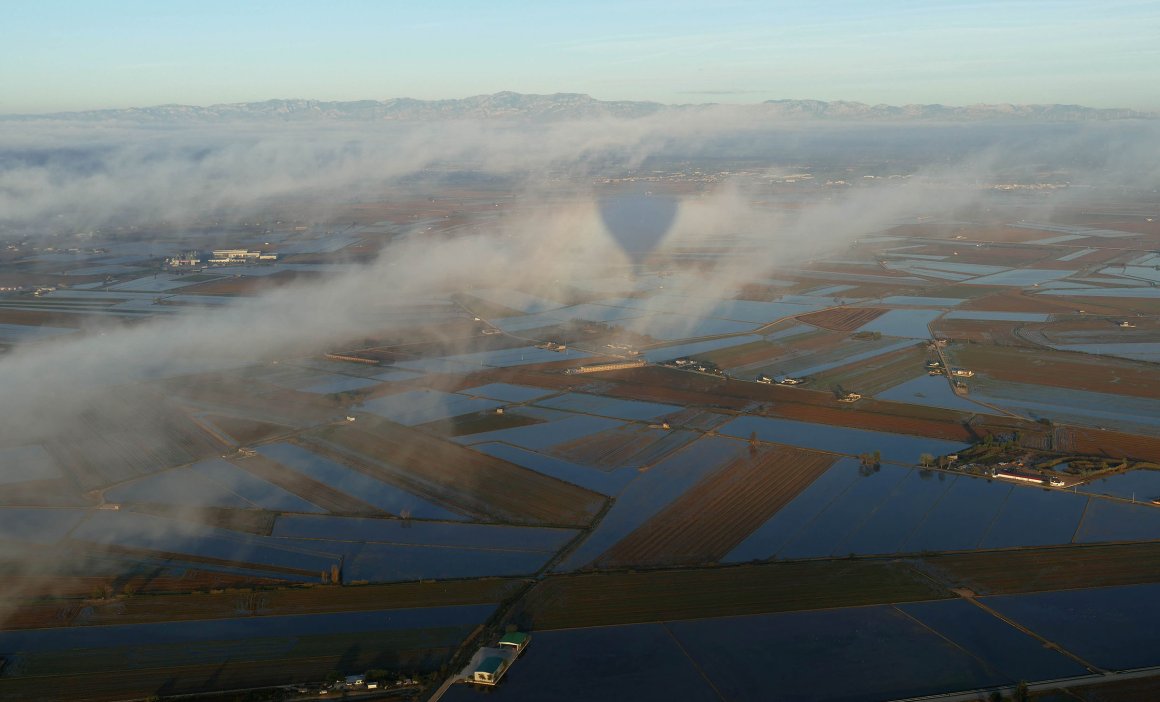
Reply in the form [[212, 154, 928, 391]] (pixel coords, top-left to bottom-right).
[[457, 382, 559, 403], [855, 309, 943, 338], [0, 445, 63, 484], [469, 442, 641, 495], [718, 415, 965, 464], [444, 594, 1109, 702], [984, 582, 1160, 671], [256, 443, 463, 519], [271, 514, 577, 552], [556, 436, 747, 570], [970, 380, 1160, 430], [535, 393, 681, 422], [360, 389, 505, 426], [726, 461, 1157, 562], [875, 374, 984, 413]]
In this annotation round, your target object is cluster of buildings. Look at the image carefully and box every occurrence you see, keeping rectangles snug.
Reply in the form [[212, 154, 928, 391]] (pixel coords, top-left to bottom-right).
[[756, 373, 805, 385], [663, 357, 724, 376], [566, 359, 646, 375], [164, 248, 277, 269], [469, 632, 530, 686]]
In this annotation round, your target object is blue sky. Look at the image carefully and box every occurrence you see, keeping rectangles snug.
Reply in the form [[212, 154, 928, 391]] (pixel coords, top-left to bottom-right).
[[3, 0, 1158, 113]]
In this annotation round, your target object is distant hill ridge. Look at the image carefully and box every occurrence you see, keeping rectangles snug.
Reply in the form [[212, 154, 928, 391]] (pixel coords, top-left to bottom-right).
[[7, 92, 1153, 123]]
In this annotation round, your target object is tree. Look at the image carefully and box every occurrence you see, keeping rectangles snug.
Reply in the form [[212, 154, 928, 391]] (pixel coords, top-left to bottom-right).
[[919, 453, 934, 467], [1012, 681, 1030, 702]]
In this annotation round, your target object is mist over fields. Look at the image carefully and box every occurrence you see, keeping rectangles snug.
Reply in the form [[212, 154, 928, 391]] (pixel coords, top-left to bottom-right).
[[2, 106, 1158, 440], [1, 99, 1158, 622]]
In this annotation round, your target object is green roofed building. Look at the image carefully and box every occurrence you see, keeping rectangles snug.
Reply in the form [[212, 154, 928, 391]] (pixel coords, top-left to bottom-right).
[[472, 656, 507, 685], [498, 631, 530, 654]]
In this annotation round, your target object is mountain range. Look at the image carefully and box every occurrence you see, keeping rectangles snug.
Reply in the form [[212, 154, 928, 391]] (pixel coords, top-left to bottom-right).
[[6, 92, 1153, 123]]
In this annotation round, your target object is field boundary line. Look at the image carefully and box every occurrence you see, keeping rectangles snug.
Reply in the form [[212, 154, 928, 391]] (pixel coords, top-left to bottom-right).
[[661, 621, 728, 702], [897, 473, 960, 553], [890, 605, 1009, 683], [972, 483, 1013, 550], [1069, 495, 1093, 544], [958, 594, 1106, 675]]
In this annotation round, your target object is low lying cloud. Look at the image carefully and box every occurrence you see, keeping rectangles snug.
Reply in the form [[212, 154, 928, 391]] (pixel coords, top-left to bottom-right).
[[0, 107, 1157, 619]]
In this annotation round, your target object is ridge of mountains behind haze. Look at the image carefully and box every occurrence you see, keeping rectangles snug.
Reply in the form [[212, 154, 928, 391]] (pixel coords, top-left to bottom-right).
[[4, 92, 1155, 123]]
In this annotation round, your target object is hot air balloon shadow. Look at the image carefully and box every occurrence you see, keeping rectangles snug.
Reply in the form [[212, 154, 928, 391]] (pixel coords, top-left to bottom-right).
[[598, 186, 679, 267]]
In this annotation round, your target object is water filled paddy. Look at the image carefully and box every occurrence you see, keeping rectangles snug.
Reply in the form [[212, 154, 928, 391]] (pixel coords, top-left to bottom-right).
[[876, 374, 983, 413], [191, 459, 326, 512], [970, 381, 1160, 429], [0, 508, 86, 544], [778, 338, 918, 377], [0, 604, 495, 655], [360, 389, 504, 426], [468, 442, 639, 495], [445, 601, 1086, 702], [338, 543, 557, 582], [1039, 287, 1160, 298], [879, 296, 966, 307], [1074, 499, 1160, 543], [272, 515, 576, 552], [457, 415, 624, 451], [726, 461, 1159, 563], [457, 382, 558, 403], [106, 468, 260, 510], [1049, 342, 1160, 363], [69, 511, 339, 574], [0, 445, 62, 483], [623, 313, 762, 339], [535, 393, 680, 422], [0, 323, 76, 343], [943, 310, 1050, 322], [896, 599, 1087, 682], [1076, 469, 1160, 501], [441, 624, 722, 702], [718, 415, 965, 465], [855, 309, 942, 338], [640, 335, 764, 362], [469, 288, 565, 315], [256, 443, 462, 519], [984, 583, 1160, 671], [393, 346, 592, 374], [556, 436, 747, 570], [963, 269, 1075, 286]]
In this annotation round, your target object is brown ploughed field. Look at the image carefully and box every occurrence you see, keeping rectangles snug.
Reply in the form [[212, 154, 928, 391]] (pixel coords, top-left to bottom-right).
[[811, 345, 926, 396], [921, 542, 1160, 595], [513, 559, 949, 631], [300, 415, 605, 526], [230, 453, 379, 514], [2, 578, 524, 630], [595, 446, 836, 567], [951, 345, 1160, 399], [796, 307, 887, 331], [1065, 427, 1160, 462], [930, 319, 1026, 345]]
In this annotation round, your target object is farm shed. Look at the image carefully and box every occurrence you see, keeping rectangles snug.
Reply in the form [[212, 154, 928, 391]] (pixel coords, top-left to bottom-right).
[[473, 656, 508, 685], [498, 631, 530, 654]]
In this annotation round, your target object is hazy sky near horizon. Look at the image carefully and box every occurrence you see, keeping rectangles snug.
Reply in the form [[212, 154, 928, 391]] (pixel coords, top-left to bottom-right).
[[3, 0, 1158, 113]]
